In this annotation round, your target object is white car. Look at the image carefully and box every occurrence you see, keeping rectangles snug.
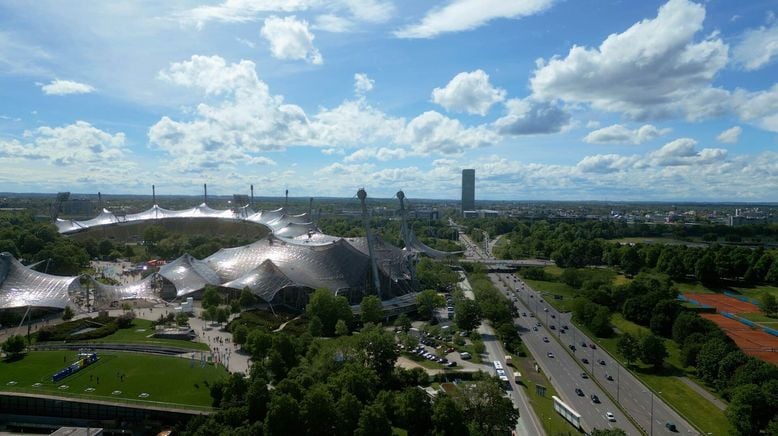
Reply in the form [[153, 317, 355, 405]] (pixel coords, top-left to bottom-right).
[[547, 352, 554, 358], [606, 412, 616, 422]]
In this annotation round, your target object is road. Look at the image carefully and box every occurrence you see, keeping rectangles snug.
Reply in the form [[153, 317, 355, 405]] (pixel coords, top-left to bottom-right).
[[508, 274, 698, 435]]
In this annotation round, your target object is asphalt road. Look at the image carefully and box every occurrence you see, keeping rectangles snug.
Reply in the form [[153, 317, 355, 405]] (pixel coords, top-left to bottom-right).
[[505, 274, 698, 435], [490, 273, 641, 435]]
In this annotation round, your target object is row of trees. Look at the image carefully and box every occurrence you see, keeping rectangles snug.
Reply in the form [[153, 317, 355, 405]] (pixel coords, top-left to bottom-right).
[[0, 213, 89, 275]]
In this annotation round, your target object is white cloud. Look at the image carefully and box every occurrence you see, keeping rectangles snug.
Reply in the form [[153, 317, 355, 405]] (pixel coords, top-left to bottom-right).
[[0, 121, 126, 166], [734, 24, 778, 70], [354, 73, 374, 94], [431, 69, 505, 115], [648, 138, 727, 166], [716, 126, 742, 144], [311, 99, 404, 147], [40, 79, 95, 96], [314, 14, 355, 32], [530, 0, 729, 121], [584, 124, 670, 144], [732, 84, 778, 132], [261, 16, 323, 64], [577, 154, 640, 173], [344, 147, 407, 162], [493, 98, 570, 135], [394, 0, 554, 39], [398, 111, 497, 155]]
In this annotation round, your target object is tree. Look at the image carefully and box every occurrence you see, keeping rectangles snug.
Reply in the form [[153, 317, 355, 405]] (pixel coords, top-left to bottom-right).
[[62, 305, 74, 321], [239, 287, 255, 309], [416, 289, 444, 320], [306, 288, 353, 336], [727, 384, 768, 436], [397, 387, 433, 436], [360, 295, 383, 325], [1, 335, 26, 359], [232, 324, 248, 347], [309, 316, 323, 337], [301, 384, 337, 436], [335, 392, 363, 436], [760, 292, 777, 317], [335, 319, 349, 336], [639, 334, 668, 369], [356, 325, 398, 381], [460, 379, 519, 435], [205, 306, 219, 324], [202, 286, 222, 309], [176, 312, 189, 326], [454, 298, 482, 331], [695, 253, 718, 285], [616, 332, 640, 366], [394, 313, 412, 332], [355, 403, 392, 436], [432, 395, 468, 436], [697, 338, 734, 384], [264, 394, 303, 436], [649, 299, 681, 337], [245, 330, 273, 360]]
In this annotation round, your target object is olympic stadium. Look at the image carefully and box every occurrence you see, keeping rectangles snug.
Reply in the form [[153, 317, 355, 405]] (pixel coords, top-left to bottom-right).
[[0, 190, 456, 315]]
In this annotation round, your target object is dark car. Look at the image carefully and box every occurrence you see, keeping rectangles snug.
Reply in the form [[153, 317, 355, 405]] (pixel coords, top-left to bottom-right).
[[569, 344, 576, 351], [447, 361, 458, 368], [591, 394, 600, 403], [550, 325, 556, 330], [582, 358, 589, 364], [665, 422, 677, 432], [590, 343, 597, 349], [575, 388, 584, 396], [580, 372, 588, 379], [598, 359, 606, 365], [581, 342, 587, 347], [606, 374, 614, 381]]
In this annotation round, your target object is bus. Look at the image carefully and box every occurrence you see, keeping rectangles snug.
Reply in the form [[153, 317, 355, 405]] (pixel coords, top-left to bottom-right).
[[493, 361, 510, 384]]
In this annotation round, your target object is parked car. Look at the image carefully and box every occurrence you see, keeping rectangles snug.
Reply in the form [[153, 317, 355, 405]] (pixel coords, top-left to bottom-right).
[[581, 342, 587, 347], [447, 361, 458, 368], [665, 421, 677, 431], [547, 352, 554, 358], [569, 345, 576, 351], [606, 374, 614, 381], [598, 359, 606, 365], [460, 352, 471, 360], [582, 358, 589, 364], [532, 327, 538, 331], [575, 388, 584, 396], [580, 372, 588, 379], [590, 343, 597, 349], [591, 394, 600, 404], [606, 412, 616, 422], [550, 325, 556, 330], [543, 337, 549, 343]]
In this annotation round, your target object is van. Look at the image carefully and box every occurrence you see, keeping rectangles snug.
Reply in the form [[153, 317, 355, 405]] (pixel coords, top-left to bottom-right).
[[505, 355, 512, 365]]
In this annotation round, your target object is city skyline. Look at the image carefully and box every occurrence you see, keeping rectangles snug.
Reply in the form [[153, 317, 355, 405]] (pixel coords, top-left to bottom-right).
[[0, 0, 777, 201]]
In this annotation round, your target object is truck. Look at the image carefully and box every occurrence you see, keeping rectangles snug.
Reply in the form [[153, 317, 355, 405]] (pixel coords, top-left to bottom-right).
[[505, 355, 512, 365]]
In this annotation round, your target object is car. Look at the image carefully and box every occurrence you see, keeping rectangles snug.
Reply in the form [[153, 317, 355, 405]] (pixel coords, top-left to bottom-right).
[[547, 352, 554, 358], [665, 421, 677, 432], [530, 295, 534, 298], [590, 343, 597, 349], [598, 359, 606, 365], [591, 394, 600, 404], [551, 314, 555, 318], [460, 352, 471, 360], [582, 358, 589, 364], [581, 342, 587, 347], [606, 374, 613, 381], [522, 312, 527, 316], [543, 307, 548, 312], [569, 345, 576, 351], [447, 347, 455, 353], [438, 358, 448, 364], [606, 412, 616, 422], [575, 388, 584, 396], [447, 361, 458, 368], [580, 372, 588, 379], [532, 327, 538, 331], [543, 337, 549, 343], [562, 325, 568, 330], [560, 329, 566, 334], [550, 325, 556, 330]]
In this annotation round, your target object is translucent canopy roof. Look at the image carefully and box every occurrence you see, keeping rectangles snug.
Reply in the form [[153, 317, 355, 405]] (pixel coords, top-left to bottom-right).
[[0, 252, 80, 310]]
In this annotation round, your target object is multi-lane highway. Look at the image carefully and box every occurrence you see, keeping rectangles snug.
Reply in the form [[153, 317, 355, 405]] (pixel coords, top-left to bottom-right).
[[490, 273, 641, 435], [504, 274, 698, 435]]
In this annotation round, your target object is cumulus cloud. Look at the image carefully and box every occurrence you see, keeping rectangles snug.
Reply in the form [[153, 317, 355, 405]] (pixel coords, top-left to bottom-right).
[[584, 124, 670, 144], [314, 14, 355, 32], [344, 147, 407, 162], [0, 121, 125, 165], [733, 24, 778, 70], [354, 73, 374, 95], [530, 0, 729, 121], [177, 0, 393, 29], [732, 84, 778, 132], [648, 138, 726, 166], [260, 16, 323, 64], [493, 98, 570, 135], [577, 154, 640, 173], [716, 126, 742, 144], [431, 69, 505, 115], [399, 111, 497, 155], [311, 99, 404, 147], [40, 79, 95, 95], [394, 0, 555, 38]]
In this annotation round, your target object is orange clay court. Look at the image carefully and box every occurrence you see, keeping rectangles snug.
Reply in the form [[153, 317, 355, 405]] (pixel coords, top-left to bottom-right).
[[683, 293, 761, 314], [700, 314, 778, 365]]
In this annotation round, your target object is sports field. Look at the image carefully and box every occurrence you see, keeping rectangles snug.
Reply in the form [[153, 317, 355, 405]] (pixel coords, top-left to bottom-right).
[[682, 293, 761, 314], [0, 351, 226, 408], [700, 314, 778, 365]]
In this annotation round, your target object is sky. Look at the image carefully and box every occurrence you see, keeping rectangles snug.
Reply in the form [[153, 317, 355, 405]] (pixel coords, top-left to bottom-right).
[[0, 0, 777, 202]]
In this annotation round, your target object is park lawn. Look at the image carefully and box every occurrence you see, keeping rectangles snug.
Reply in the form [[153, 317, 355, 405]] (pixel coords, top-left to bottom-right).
[[582, 316, 730, 435], [542, 265, 564, 277], [523, 279, 578, 312], [0, 351, 227, 408], [674, 281, 718, 294], [613, 274, 632, 286], [82, 318, 208, 351], [514, 354, 580, 435], [732, 284, 778, 299]]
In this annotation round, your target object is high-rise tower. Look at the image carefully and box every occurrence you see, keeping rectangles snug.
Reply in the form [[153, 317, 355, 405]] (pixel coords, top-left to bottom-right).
[[461, 169, 475, 214]]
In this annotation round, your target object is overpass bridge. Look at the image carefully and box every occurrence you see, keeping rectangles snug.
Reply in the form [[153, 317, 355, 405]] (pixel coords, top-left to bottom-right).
[[456, 258, 554, 271]]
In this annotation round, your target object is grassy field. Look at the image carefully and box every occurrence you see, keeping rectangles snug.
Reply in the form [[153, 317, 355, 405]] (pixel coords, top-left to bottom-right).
[[81, 318, 209, 351], [731, 284, 778, 299], [0, 351, 227, 408], [674, 281, 719, 294], [513, 355, 580, 435], [523, 279, 578, 312], [582, 315, 731, 434]]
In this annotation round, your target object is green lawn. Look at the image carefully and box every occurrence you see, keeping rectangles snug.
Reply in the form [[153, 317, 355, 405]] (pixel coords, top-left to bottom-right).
[[82, 318, 209, 351], [523, 279, 578, 312], [731, 285, 778, 299], [674, 281, 718, 294], [542, 265, 564, 277], [581, 315, 731, 435], [0, 351, 227, 408]]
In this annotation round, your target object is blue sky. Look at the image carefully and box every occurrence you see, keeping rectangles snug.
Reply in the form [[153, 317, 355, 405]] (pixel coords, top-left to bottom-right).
[[0, 0, 777, 201]]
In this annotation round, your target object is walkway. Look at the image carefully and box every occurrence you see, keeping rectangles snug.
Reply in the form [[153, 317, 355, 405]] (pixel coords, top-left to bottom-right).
[[677, 377, 726, 411]]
